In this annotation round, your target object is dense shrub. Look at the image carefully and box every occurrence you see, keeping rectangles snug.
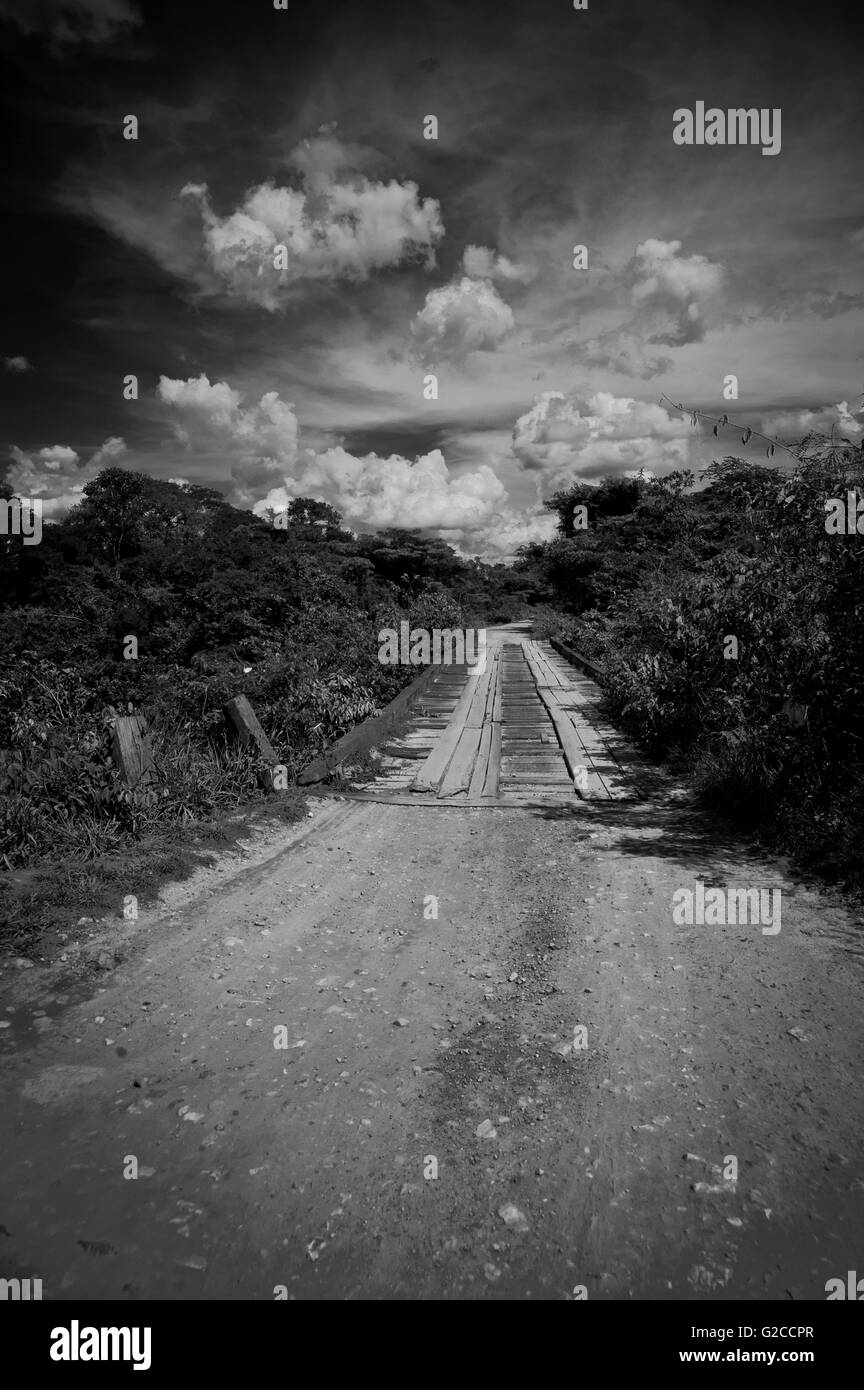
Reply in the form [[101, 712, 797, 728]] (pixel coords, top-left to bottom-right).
[[517, 438, 864, 893], [0, 473, 525, 869]]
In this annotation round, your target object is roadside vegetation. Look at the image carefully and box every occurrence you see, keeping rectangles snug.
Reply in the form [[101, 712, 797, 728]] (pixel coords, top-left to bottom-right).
[[0, 471, 530, 947], [515, 428, 864, 897]]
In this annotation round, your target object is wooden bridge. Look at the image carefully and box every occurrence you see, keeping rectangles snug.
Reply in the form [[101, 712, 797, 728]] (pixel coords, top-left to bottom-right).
[[346, 624, 648, 807]]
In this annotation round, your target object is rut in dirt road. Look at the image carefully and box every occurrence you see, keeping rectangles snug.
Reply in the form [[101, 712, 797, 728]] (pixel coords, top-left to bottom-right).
[[1, 766, 863, 1299]]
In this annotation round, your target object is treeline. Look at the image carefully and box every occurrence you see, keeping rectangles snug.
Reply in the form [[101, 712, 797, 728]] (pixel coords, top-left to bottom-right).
[[515, 434, 864, 895], [0, 469, 530, 871], [3, 430, 862, 908]]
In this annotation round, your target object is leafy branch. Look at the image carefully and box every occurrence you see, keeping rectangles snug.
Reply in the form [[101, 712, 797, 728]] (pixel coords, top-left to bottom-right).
[[659, 394, 799, 460]]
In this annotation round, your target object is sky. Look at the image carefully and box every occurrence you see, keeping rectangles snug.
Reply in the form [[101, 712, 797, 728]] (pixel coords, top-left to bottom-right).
[[1, 0, 863, 560]]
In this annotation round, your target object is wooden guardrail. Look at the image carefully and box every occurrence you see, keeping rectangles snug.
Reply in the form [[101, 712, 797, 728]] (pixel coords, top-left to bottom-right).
[[549, 636, 604, 682], [298, 663, 440, 785]]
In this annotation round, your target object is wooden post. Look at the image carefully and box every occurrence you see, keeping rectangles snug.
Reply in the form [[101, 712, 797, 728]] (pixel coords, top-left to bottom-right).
[[781, 699, 808, 728], [110, 715, 156, 790], [223, 694, 278, 764]]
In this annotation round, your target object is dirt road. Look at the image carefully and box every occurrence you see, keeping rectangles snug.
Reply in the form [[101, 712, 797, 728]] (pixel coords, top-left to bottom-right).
[[2, 786, 863, 1301]]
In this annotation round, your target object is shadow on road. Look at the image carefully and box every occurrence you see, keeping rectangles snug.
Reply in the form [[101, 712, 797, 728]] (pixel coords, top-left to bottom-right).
[[523, 797, 798, 885]]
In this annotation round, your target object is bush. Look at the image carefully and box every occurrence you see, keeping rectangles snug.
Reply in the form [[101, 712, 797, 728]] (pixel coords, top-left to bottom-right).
[[525, 438, 864, 894]]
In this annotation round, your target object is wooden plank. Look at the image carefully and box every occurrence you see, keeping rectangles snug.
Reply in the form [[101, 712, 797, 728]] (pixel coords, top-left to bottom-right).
[[298, 663, 438, 784], [521, 648, 608, 799], [468, 722, 494, 800], [481, 724, 502, 799], [502, 755, 568, 767], [411, 664, 490, 792], [554, 683, 643, 798], [526, 642, 568, 688], [502, 780, 573, 789], [438, 652, 500, 797], [563, 714, 637, 800], [528, 647, 640, 799], [548, 636, 604, 682], [438, 724, 485, 797], [110, 714, 156, 791], [224, 694, 278, 764], [502, 731, 557, 743], [464, 658, 496, 730], [482, 651, 500, 722]]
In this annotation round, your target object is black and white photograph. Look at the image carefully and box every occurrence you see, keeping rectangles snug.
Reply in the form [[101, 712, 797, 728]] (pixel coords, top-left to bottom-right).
[[1, 0, 863, 1345]]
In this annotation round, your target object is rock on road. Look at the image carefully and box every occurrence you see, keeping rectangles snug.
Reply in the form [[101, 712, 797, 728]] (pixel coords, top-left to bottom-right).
[[1, 793, 863, 1300]]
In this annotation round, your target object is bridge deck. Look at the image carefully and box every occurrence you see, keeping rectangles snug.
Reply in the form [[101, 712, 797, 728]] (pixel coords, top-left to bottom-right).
[[350, 632, 647, 807]]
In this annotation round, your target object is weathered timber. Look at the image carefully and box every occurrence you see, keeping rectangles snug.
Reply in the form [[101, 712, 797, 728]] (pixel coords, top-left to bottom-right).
[[437, 725, 485, 797], [481, 724, 502, 799], [552, 677, 645, 798], [412, 657, 495, 794], [522, 648, 603, 798], [549, 637, 604, 682], [223, 694, 278, 764], [438, 660, 499, 799], [110, 714, 156, 790], [337, 632, 643, 807], [298, 663, 440, 785], [468, 722, 494, 800]]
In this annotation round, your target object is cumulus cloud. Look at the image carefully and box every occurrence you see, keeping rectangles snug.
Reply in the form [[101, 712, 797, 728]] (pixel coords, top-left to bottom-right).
[[7, 436, 127, 517], [158, 371, 510, 536], [630, 238, 726, 346], [91, 436, 127, 466], [410, 242, 533, 365], [158, 373, 301, 502], [562, 237, 727, 377], [3, 355, 32, 373], [0, 0, 141, 46], [160, 375, 245, 432], [461, 245, 535, 284], [180, 136, 444, 308], [760, 400, 864, 440], [254, 447, 507, 532], [512, 390, 695, 484], [412, 276, 515, 365]]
